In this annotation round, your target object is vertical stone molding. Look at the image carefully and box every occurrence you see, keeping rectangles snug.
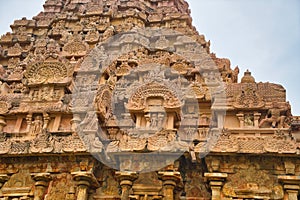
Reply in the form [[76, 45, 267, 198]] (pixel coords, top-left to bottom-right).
[[204, 173, 227, 200], [71, 114, 81, 131], [158, 171, 181, 200], [236, 113, 244, 128], [72, 172, 100, 200], [0, 116, 6, 133], [116, 172, 138, 200], [32, 173, 51, 200], [278, 175, 300, 200]]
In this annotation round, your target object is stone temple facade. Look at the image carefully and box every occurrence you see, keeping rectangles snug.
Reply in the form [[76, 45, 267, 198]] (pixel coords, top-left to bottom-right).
[[0, 0, 299, 199]]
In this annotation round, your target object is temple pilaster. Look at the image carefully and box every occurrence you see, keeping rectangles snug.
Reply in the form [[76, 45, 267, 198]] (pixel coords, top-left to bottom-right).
[[158, 171, 181, 200], [32, 173, 51, 200], [72, 171, 99, 200], [116, 171, 138, 200], [278, 175, 300, 200], [204, 173, 227, 200]]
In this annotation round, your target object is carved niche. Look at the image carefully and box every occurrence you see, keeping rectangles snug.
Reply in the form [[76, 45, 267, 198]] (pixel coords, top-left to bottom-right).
[[126, 82, 181, 130]]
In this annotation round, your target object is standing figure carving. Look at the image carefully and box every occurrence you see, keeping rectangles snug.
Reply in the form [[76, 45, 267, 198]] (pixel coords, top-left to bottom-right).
[[30, 116, 44, 136]]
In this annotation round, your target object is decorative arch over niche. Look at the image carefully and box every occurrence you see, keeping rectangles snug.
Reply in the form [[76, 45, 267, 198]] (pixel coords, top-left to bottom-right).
[[25, 61, 72, 85], [127, 82, 182, 130]]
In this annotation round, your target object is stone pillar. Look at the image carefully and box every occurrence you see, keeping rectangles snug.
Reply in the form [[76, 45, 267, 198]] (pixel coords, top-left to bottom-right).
[[116, 171, 138, 200], [136, 114, 142, 128], [236, 113, 244, 128], [26, 113, 33, 132], [204, 173, 227, 200], [32, 173, 51, 200], [278, 175, 300, 200], [166, 114, 174, 130], [72, 172, 100, 200], [253, 112, 261, 127], [158, 171, 181, 200]]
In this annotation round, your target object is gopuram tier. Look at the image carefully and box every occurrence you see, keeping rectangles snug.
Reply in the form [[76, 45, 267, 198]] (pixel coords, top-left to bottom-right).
[[0, 0, 299, 199]]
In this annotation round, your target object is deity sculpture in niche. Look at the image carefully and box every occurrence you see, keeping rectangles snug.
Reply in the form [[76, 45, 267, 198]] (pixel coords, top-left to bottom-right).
[[30, 115, 43, 136], [145, 98, 166, 130], [244, 114, 254, 127]]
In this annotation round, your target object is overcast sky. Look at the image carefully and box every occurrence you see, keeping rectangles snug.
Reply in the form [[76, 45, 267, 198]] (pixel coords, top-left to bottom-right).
[[0, 0, 299, 115]]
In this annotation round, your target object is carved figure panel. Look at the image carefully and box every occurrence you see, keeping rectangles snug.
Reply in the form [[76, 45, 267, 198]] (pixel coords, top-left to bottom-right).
[[46, 173, 75, 200], [1, 170, 34, 197], [222, 165, 283, 200]]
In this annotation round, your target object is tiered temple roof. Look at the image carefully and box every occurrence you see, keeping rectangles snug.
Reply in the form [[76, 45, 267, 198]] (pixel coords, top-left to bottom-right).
[[0, 0, 299, 199]]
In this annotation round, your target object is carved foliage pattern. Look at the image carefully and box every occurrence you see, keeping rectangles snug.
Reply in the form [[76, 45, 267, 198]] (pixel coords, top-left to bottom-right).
[[25, 61, 71, 85]]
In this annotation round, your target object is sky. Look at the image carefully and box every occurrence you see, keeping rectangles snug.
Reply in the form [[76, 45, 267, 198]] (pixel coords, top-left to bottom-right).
[[0, 0, 299, 115]]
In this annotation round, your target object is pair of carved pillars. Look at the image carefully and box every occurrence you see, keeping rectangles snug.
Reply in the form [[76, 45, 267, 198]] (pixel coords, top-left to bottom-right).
[[116, 171, 181, 200], [33, 171, 98, 200]]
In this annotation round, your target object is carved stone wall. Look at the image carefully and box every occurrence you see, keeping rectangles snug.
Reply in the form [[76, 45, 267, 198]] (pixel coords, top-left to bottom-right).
[[0, 0, 299, 199]]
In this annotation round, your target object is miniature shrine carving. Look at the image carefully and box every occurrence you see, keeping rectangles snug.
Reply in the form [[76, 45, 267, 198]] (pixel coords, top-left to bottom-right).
[[0, 0, 299, 199]]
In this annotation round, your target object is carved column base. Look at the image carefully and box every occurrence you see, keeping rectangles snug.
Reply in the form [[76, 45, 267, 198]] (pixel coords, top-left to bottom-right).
[[205, 173, 227, 200]]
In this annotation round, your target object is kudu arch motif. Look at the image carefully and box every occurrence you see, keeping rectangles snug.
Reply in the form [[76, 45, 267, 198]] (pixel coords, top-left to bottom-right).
[[73, 27, 226, 172]]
